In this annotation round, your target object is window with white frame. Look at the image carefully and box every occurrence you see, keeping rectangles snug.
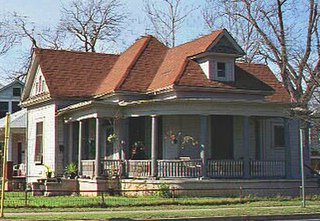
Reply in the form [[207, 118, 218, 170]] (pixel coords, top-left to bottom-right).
[[35, 122, 44, 164], [208, 59, 235, 82]]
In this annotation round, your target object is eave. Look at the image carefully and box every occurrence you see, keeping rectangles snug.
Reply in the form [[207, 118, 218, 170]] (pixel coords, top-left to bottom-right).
[[21, 93, 51, 108]]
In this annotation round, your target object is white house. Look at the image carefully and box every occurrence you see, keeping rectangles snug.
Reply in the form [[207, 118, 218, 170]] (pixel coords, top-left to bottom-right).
[[21, 29, 306, 195]]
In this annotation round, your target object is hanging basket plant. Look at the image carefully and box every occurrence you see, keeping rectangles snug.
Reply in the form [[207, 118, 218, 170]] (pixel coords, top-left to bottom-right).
[[107, 133, 117, 143]]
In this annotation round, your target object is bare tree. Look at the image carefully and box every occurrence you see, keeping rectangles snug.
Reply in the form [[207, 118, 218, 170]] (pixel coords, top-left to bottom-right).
[[144, 0, 198, 47], [0, 13, 21, 56], [204, 0, 320, 109], [59, 0, 125, 52], [203, 0, 262, 63]]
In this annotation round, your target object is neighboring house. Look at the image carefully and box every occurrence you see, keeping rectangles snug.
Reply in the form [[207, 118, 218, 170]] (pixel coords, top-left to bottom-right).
[[0, 80, 26, 177], [21, 29, 303, 194], [0, 79, 24, 117], [0, 109, 27, 176]]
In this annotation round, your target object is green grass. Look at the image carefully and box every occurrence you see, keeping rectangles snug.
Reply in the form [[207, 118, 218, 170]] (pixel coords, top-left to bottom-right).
[[2, 193, 320, 220], [3, 205, 320, 220], [4, 192, 320, 209]]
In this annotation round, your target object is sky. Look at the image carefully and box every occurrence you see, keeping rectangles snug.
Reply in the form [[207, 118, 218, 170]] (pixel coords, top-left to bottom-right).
[[0, 0, 207, 85]]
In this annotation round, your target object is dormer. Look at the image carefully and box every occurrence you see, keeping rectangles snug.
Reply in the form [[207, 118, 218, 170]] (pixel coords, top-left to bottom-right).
[[194, 30, 245, 82]]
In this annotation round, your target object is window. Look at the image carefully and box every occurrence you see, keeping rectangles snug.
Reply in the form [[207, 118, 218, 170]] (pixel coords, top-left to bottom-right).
[[35, 122, 43, 164], [12, 88, 21, 97], [12, 101, 21, 113], [217, 62, 226, 78], [273, 124, 285, 148], [0, 102, 8, 118], [38, 76, 42, 93]]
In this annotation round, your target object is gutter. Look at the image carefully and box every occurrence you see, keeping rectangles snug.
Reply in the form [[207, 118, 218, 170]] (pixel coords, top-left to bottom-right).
[[56, 100, 118, 117], [147, 85, 274, 96], [119, 97, 289, 107]]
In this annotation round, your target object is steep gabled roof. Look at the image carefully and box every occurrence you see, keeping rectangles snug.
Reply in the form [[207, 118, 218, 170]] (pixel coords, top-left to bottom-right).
[[23, 29, 291, 105], [94, 36, 154, 96], [148, 29, 225, 91], [33, 49, 119, 98]]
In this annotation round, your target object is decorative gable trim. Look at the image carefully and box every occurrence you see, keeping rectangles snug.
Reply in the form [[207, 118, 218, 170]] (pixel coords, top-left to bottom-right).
[[207, 29, 245, 57], [30, 66, 49, 97]]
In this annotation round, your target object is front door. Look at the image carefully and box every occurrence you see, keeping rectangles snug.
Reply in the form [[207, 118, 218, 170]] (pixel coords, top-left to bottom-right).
[[211, 115, 233, 159]]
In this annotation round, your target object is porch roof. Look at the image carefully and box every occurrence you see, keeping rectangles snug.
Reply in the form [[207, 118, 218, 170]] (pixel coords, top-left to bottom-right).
[[0, 109, 27, 129]]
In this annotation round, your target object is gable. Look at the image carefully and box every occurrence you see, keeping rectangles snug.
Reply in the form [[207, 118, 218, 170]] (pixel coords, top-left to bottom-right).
[[0, 80, 24, 100], [30, 65, 49, 97], [207, 30, 245, 56], [209, 35, 240, 54]]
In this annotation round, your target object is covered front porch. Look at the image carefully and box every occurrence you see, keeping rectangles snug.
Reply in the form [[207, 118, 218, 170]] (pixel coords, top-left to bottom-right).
[[62, 112, 298, 180]]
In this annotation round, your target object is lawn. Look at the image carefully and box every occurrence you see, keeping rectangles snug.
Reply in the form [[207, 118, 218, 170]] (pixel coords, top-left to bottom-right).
[[3, 204, 320, 220], [2, 193, 320, 220]]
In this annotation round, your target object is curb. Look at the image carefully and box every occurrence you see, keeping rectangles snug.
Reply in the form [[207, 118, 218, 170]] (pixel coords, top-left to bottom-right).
[[131, 213, 320, 221]]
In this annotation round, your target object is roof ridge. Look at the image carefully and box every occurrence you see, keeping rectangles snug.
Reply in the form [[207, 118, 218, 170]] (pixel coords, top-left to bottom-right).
[[172, 29, 225, 50], [114, 35, 153, 90], [34, 48, 119, 56]]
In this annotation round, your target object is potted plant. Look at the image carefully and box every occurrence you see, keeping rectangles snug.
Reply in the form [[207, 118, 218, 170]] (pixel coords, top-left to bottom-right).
[[44, 164, 53, 178], [64, 162, 78, 179]]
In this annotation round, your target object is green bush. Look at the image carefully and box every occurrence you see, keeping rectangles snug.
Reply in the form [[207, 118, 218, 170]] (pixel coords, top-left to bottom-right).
[[154, 183, 172, 198]]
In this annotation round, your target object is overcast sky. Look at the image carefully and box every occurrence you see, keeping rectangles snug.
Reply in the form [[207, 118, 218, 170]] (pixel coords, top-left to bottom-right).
[[0, 0, 206, 84]]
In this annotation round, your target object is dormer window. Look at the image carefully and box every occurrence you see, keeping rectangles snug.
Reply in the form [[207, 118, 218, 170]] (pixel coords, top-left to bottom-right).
[[199, 58, 235, 82], [217, 62, 226, 78]]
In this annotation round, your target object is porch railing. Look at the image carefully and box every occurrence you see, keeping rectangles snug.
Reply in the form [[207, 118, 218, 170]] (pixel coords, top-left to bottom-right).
[[157, 159, 202, 178], [101, 159, 122, 177], [81, 160, 95, 178], [250, 160, 285, 177], [126, 160, 151, 178], [207, 160, 244, 178], [82, 159, 286, 179]]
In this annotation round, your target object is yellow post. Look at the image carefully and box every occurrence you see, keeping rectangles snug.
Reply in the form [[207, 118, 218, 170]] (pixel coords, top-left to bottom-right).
[[0, 113, 10, 217]]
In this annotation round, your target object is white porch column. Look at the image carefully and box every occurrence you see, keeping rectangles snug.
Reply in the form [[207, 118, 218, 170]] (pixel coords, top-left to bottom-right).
[[284, 118, 291, 178], [78, 121, 83, 175], [151, 115, 158, 177], [200, 115, 209, 178], [243, 116, 250, 178], [95, 118, 101, 178]]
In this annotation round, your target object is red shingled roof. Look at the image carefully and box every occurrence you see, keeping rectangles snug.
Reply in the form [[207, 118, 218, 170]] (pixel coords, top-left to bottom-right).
[[148, 29, 224, 91], [28, 29, 290, 104], [94, 36, 152, 96], [34, 49, 118, 98], [117, 37, 168, 92], [236, 63, 291, 103]]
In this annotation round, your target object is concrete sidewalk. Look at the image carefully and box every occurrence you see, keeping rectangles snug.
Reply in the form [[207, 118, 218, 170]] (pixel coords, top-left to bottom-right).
[[4, 206, 320, 220]]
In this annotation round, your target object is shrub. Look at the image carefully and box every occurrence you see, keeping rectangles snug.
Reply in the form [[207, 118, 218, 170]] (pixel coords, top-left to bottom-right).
[[154, 183, 172, 198]]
